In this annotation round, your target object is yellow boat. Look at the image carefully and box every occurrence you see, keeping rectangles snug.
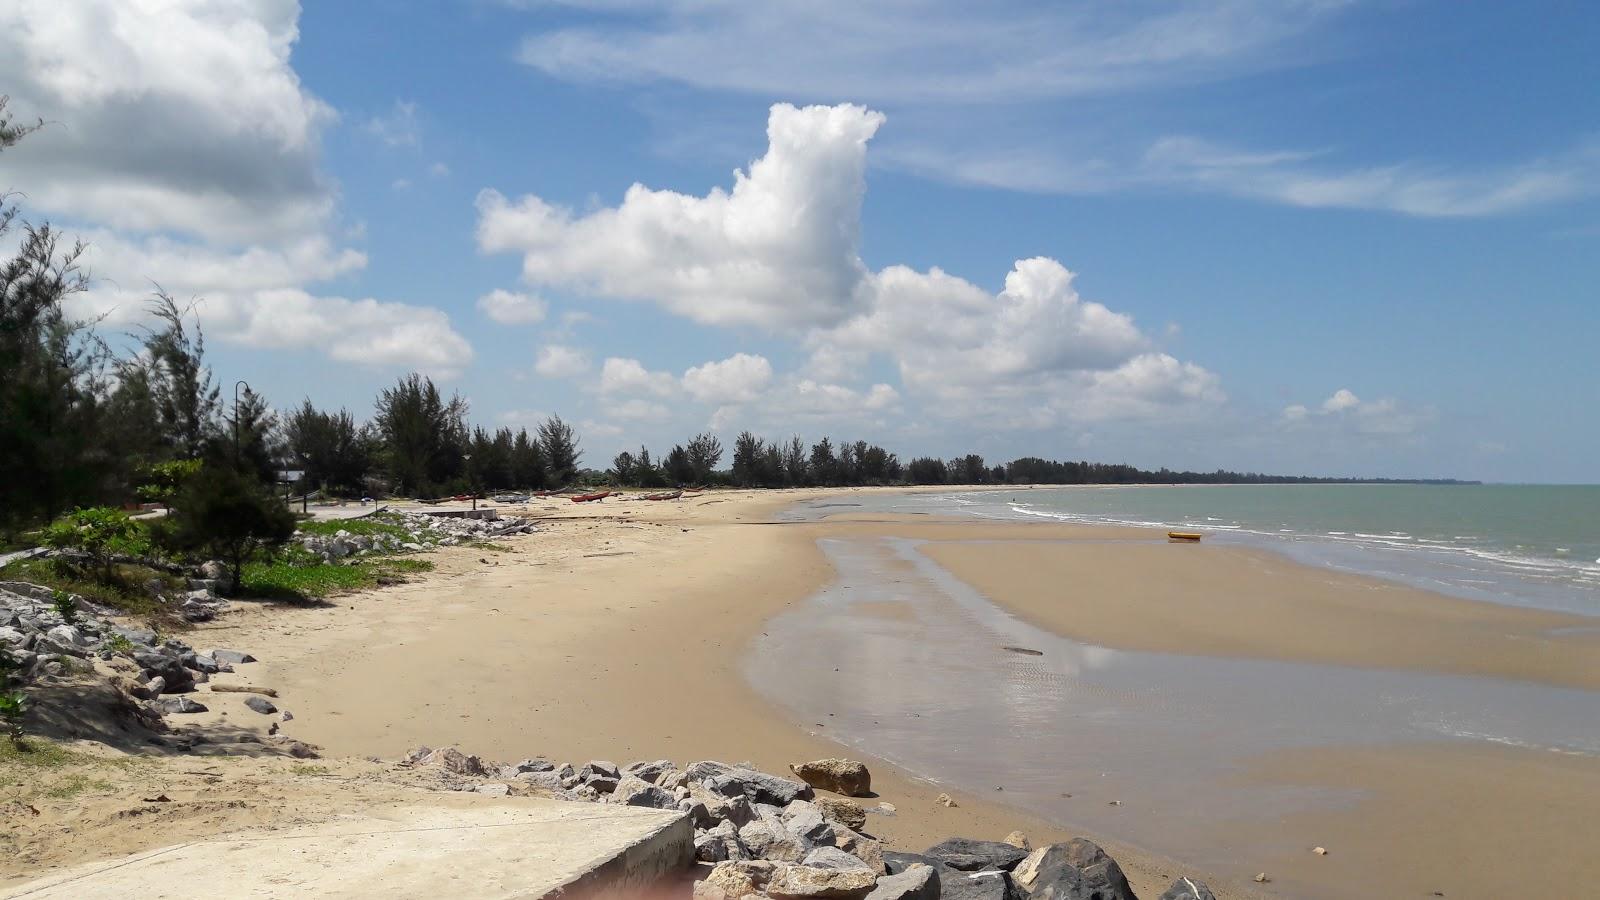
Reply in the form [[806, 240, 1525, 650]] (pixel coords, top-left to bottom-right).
[[1167, 531, 1202, 542]]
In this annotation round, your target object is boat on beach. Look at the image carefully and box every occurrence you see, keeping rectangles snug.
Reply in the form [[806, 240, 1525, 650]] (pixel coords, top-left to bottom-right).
[[1168, 531, 1202, 542], [571, 491, 613, 503]]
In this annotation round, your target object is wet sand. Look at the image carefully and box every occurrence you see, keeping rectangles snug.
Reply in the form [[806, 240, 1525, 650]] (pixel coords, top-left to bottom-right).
[[923, 537, 1600, 690]]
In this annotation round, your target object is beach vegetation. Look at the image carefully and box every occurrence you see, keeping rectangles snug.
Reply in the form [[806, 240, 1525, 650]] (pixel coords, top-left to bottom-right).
[[151, 459, 297, 592]]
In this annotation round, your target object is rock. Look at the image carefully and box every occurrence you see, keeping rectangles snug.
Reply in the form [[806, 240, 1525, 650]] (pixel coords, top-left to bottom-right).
[[865, 865, 940, 900], [207, 648, 256, 665], [1253, 873, 1270, 884], [243, 695, 278, 715], [696, 820, 752, 863], [1003, 832, 1029, 851], [803, 846, 873, 871], [46, 624, 88, 647], [142, 675, 167, 698], [1158, 877, 1217, 900], [883, 852, 941, 877], [1027, 840, 1134, 900], [624, 759, 677, 784], [110, 625, 157, 647], [515, 772, 566, 791], [739, 814, 813, 862], [836, 829, 885, 874], [133, 650, 194, 691], [474, 783, 512, 797], [691, 784, 758, 828], [609, 774, 678, 809], [814, 796, 868, 832], [0, 626, 27, 648], [580, 760, 621, 780], [401, 746, 491, 777], [586, 775, 621, 794], [924, 839, 1029, 873], [158, 696, 208, 714], [183, 651, 220, 674], [935, 794, 958, 808], [792, 759, 873, 797], [940, 870, 1022, 900], [695, 860, 778, 900], [785, 804, 839, 844], [513, 758, 554, 773], [1313, 846, 1328, 856], [767, 863, 878, 900]]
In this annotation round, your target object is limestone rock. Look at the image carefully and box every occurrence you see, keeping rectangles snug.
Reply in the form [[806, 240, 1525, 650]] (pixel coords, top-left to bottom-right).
[[580, 760, 620, 780], [695, 860, 778, 900], [1003, 832, 1029, 851], [402, 746, 491, 777], [803, 846, 874, 871], [883, 852, 941, 877], [791, 758, 873, 797], [865, 865, 940, 900], [936, 794, 958, 808], [815, 796, 868, 832], [924, 838, 1029, 873], [696, 821, 752, 863], [767, 862, 878, 900], [1158, 877, 1217, 900], [836, 829, 885, 874], [785, 804, 839, 844]]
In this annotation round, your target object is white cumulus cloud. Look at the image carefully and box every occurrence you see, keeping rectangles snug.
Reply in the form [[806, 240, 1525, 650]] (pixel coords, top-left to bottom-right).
[[600, 357, 678, 396], [477, 289, 548, 325], [535, 344, 591, 378], [682, 353, 773, 405]]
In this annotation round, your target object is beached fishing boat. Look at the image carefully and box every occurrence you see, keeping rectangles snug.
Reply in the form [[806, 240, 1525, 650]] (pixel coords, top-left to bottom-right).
[[643, 490, 683, 501], [1168, 531, 1202, 542], [571, 491, 612, 503], [492, 493, 531, 504]]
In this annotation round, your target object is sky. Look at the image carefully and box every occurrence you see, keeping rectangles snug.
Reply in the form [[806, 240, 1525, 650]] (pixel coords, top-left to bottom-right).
[[1, 1, 1596, 483]]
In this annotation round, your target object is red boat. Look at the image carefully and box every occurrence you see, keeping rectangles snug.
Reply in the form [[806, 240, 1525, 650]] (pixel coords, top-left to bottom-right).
[[570, 491, 612, 503]]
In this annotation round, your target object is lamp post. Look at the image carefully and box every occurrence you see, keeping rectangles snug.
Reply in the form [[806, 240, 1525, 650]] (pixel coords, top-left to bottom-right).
[[301, 453, 313, 514], [233, 380, 251, 466], [463, 453, 476, 511]]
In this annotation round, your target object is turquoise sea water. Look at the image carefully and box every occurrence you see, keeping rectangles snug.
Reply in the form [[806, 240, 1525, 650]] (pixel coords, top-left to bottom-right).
[[819, 484, 1600, 615]]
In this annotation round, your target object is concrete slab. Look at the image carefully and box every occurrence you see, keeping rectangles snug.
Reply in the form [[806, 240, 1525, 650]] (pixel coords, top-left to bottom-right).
[[4, 800, 693, 899]]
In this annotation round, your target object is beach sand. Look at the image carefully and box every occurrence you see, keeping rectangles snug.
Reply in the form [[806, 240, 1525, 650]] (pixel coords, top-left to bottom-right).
[[8, 488, 1599, 899]]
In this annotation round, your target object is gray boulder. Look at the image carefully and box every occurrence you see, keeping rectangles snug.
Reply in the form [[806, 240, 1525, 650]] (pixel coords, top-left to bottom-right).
[[924, 839, 1029, 873], [1159, 877, 1217, 900], [586, 775, 621, 794], [207, 648, 256, 665], [884, 852, 941, 877], [158, 696, 208, 714], [580, 760, 620, 780], [696, 820, 752, 863], [766, 862, 878, 900], [866, 865, 940, 900], [624, 759, 676, 784], [709, 767, 814, 807], [609, 774, 677, 809], [938, 870, 1019, 900], [515, 771, 566, 791], [739, 814, 813, 862], [1027, 840, 1134, 900], [785, 804, 839, 845], [244, 695, 278, 715]]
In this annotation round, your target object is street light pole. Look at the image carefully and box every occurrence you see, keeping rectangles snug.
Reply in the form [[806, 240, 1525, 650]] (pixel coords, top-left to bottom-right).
[[463, 453, 476, 511], [233, 380, 251, 466]]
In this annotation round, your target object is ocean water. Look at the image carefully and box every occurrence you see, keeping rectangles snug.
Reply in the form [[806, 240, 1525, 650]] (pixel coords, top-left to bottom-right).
[[798, 484, 1600, 615]]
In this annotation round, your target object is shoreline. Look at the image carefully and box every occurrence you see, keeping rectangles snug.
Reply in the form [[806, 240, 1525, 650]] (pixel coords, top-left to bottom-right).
[[10, 486, 1598, 898]]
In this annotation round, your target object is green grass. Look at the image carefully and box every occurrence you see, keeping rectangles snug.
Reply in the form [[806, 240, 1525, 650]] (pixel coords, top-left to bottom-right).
[[0, 557, 183, 618], [40, 772, 116, 800], [0, 737, 86, 769], [238, 552, 433, 602], [468, 541, 513, 553]]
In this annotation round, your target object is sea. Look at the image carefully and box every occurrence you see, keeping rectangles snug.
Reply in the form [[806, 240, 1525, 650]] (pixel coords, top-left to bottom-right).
[[815, 483, 1600, 615]]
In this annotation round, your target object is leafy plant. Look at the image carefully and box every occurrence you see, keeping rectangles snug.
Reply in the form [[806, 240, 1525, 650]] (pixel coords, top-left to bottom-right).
[[41, 507, 149, 578], [103, 632, 135, 654], [134, 458, 202, 504], [50, 589, 77, 625], [0, 691, 25, 744]]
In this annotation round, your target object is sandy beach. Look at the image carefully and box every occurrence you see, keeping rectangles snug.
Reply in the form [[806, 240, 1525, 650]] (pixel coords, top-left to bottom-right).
[[9, 487, 1600, 899]]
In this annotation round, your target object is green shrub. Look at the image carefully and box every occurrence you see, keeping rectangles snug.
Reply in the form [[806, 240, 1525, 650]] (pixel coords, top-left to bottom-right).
[[0, 692, 25, 744], [152, 463, 295, 593], [50, 589, 78, 625], [41, 507, 149, 578], [134, 459, 203, 504]]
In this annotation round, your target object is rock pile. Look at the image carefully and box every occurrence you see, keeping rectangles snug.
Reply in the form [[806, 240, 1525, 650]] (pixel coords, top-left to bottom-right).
[[0, 581, 267, 729], [398, 747, 1219, 900], [298, 511, 539, 563]]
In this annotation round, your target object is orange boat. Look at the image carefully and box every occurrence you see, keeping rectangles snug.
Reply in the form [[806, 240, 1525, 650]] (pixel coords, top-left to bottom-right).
[[1167, 531, 1202, 542], [571, 491, 612, 503]]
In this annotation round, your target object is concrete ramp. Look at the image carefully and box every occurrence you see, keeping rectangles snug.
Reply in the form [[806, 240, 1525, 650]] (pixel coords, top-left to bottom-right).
[[4, 800, 693, 899]]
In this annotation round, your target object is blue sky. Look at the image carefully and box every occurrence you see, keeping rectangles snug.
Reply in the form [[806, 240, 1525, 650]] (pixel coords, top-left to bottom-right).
[[3, 1, 1596, 481]]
